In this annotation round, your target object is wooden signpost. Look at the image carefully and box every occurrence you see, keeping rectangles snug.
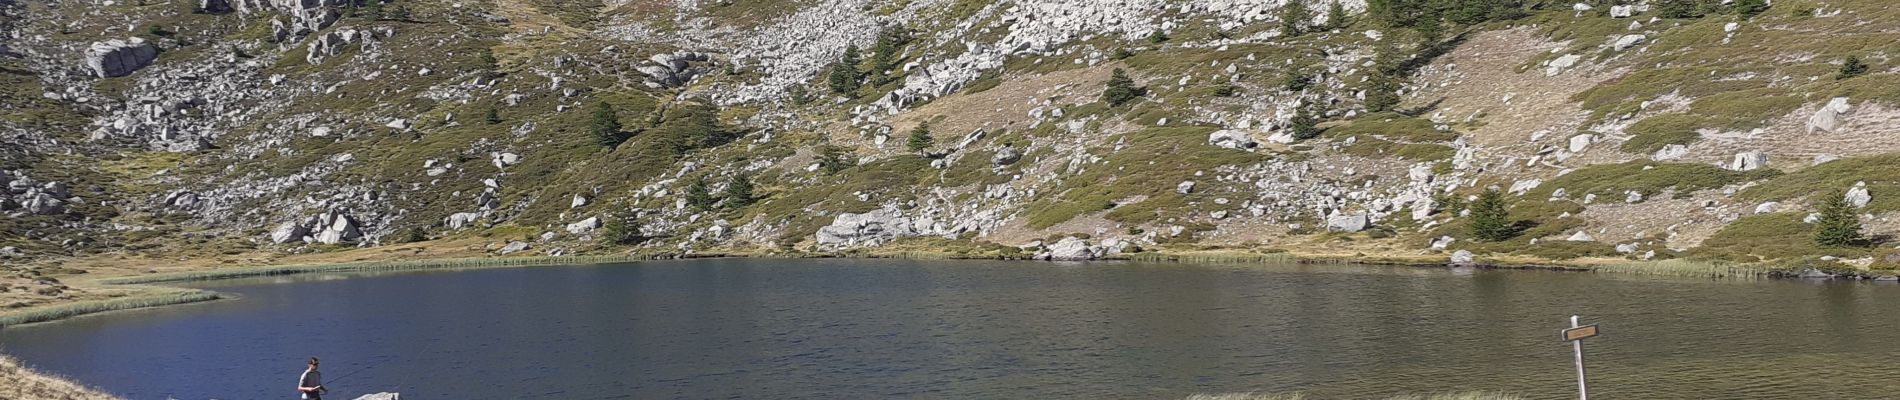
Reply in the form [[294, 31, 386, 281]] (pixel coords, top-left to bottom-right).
[[1562, 315, 1598, 400]]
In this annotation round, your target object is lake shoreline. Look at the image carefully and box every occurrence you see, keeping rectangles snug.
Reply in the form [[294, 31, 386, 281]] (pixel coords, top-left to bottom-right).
[[0, 248, 1790, 330]]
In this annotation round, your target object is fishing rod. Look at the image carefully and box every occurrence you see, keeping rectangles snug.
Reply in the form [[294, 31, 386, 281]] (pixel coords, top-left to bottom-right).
[[316, 359, 384, 394]]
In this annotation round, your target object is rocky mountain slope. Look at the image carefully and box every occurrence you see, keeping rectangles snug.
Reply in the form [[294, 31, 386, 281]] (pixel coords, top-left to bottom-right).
[[3, 0, 1900, 302]]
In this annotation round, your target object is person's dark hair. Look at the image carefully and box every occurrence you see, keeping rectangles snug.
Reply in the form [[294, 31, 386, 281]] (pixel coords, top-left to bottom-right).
[[309, 357, 320, 366]]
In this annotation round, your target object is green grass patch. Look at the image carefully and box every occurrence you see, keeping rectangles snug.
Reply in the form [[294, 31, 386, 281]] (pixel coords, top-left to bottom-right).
[[1619, 114, 1704, 153], [1020, 126, 1269, 229], [1340, 138, 1456, 161], [1326, 112, 1459, 142], [1591, 259, 1773, 279], [1738, 153, 1900, 212], [0, 289, 221, 328], [1688, 212, 1866, 262], [1526, 161, 1777, 200]]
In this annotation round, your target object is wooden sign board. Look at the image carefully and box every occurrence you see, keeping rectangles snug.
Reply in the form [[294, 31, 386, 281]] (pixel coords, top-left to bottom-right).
[[1562, 325, 1600, 342]]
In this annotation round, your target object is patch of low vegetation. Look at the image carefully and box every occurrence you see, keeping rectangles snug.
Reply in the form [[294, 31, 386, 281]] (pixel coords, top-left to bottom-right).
[[1340, 137, 1456, 161], [0, 354, 120, 400], [1525, 161, 1777, 200], [1619, 114, 1703, 153], [1690, 212, 1867, 262], [1020, 126, 1268, 229], [1326, 112, 1459, 142], [1739, 153, 1900, 212], [1183, 392, 1525, 400]]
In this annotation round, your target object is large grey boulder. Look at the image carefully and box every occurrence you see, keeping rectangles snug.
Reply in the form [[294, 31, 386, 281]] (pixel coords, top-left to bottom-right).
[[1845, 182, 1871, 208], [1568, 133, 1594, 153], [991, 146, 1022, 166], [270, 222, 308, 244], [815, 208, 916, 248], [639, 51, 711, 89], [1449, 250, 1475, 266], [1043, 236, 1096, 261], [1326, 213, 1369, 233], [1651, 144, 1688, 161], [200, 0, 233, 13], [1544, 54, 1581, 76], [565, 217, 601, 235], [231, 0, 344, 35], [1610, 34, 1645, 51], [446, 212, 483, 229], [312, 212, 361, 244], [1208, 129, 1257, 149], [1807, 97, 1851, 134], [498, 241, 530, 254], [1727, 151, 1767, 171], [85, 38, 159, 78], [21, 193, 63, 215]]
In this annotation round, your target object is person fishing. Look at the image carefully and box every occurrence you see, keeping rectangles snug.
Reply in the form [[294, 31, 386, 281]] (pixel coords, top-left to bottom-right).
[[297, 357, 325, 400]]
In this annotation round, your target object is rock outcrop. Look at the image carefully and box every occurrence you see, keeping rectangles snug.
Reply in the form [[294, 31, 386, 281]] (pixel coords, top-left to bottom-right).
[[1846, 182, 1871, 208], [1807, 97, 1851, 133], [85, 38, 159, 78], [1327, 213, 1369, 232], [566, 217, 602, 235], [1208, 129, 1257, 149], [815, 208, 916, 248], [1727, 151, 1767, 171], [1033, 236, 1127, 261], [639, 51, 712, 89]]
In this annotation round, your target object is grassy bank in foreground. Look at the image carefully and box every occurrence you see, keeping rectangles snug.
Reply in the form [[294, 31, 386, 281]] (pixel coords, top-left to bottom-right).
[[1186, 392, 1524, 400], [98, 254, 670, 285], [0, 354, 121, 400]]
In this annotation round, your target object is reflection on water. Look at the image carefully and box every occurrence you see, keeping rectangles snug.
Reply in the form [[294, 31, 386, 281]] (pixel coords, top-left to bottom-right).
[[3, 259, 1898, 399]]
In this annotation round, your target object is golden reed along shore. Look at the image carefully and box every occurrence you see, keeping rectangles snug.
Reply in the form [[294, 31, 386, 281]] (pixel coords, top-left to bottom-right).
[[0, 354, 119, 400]]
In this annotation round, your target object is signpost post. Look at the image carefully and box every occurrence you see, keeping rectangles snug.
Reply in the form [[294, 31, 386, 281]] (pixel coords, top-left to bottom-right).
[[1561, 315, 1599, 400]]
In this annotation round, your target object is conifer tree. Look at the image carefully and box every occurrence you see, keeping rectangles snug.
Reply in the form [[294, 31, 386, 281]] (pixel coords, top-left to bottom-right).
[[591, 102, 625, 147], [907, 121, 935, 153], [817, 144, 855, 174], [685, 179, 714, 212], [1280, 0, 1311, 37], [827, 45, 864, 94], [602, 214, 643, 245], [1815, 190, 1864, 247], [725, 175, 755, 209], [1469, 189, 1514, 242], [1838, 56, 1869, 80], [1102, 68, 1146, 107], [1325, 1, 1349, 29]]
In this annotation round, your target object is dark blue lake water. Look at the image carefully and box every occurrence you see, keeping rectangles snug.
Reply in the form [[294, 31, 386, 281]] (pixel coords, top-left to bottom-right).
[[3, 258, 1898, 399]]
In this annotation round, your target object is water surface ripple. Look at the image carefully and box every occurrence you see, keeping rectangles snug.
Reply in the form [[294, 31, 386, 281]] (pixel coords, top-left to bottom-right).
[[2, 259, 1896, 399]]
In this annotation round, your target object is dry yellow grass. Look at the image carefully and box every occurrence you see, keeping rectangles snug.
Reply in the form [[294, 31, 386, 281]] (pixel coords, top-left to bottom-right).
[[1185, 392, 1525, 400], [0, 354, 121, 400]]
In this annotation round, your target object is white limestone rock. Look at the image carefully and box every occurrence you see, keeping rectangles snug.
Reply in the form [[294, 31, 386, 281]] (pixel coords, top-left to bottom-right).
[[1807, 97, 1852, 134], [1846, 182, 1871, 208], [1208, 129, 1257, 149], [1326, 213, 1370, 233], [565, 217, 602, 234], [1727, 151, 1767, 171], [1566, 231, 1595, 242], [85, 38, 159, 78]]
